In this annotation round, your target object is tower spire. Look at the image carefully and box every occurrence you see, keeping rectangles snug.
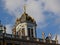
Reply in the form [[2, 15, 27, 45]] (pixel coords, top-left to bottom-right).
[[24, 4, 26, 13]]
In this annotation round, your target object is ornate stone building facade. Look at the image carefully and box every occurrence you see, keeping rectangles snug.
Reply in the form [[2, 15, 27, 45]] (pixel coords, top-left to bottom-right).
[[0, 6, 60, 45]]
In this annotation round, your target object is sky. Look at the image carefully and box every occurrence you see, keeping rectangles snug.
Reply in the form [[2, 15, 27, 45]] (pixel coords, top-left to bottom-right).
[[0, 0, 60, 43]]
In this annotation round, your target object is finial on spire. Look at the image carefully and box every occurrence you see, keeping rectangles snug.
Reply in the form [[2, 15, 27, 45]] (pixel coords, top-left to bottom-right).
[[24, 4, 26, 13]]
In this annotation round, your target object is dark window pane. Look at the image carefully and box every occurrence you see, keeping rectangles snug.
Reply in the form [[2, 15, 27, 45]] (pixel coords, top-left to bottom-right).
[[28, 28, 30, 37], [31, 29, 33, 37]]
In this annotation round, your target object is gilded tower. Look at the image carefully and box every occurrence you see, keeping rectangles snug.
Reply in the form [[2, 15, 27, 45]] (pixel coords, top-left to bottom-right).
[[12, 5, 37, 38]]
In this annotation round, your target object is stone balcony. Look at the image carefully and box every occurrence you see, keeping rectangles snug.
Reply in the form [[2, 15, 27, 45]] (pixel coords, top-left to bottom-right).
[[0, 33, 56, 44]]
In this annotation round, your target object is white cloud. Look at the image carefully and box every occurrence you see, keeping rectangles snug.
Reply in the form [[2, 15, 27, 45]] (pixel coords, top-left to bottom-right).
[[3, 0, 25, 17], [3, 0, 60, 25], [26, 0, 45, 22], [3, 0, 60, 23], [41, 0, 60, 32], [3, 0, 46, 30], [3, 0, 45, 23], [2, 0, 60, 42], [42, 0, 60, 14], [5, 24, 12, 34]]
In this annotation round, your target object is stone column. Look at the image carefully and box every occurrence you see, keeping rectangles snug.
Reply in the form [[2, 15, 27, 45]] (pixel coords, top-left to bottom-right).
[[48, 33, 52, 43], [55, 34, 58, 44], [42, 32, 45, 42], [25, 23, 28, 36], [33, 27, 36, 38]]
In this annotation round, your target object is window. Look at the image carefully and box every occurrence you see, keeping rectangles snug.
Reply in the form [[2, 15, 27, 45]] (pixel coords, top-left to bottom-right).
[[28, 28, 30, 37], [31, 29, 33, 37], [28, 28, 34, 37]]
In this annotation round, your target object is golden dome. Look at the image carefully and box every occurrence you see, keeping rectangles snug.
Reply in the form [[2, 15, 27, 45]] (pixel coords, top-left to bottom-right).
[[16, 12, 36, 24]]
